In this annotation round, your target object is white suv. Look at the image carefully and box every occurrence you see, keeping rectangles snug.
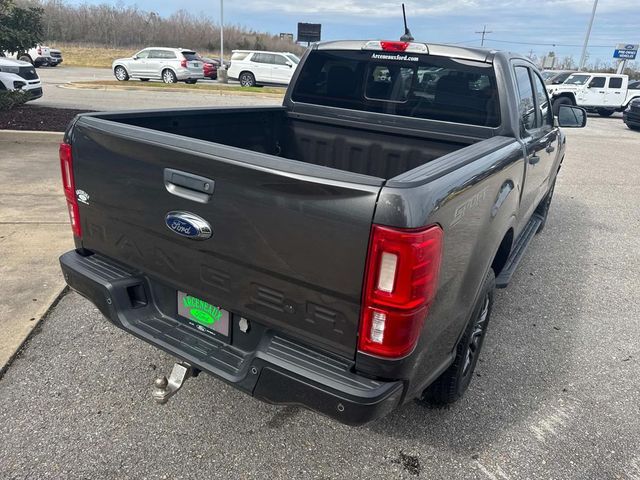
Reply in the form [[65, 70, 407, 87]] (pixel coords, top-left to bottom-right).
[[0, 58, 43, 100], [548, 73, 640, 117], [112, 48, 204, 84], [228, 50, 300, 87]]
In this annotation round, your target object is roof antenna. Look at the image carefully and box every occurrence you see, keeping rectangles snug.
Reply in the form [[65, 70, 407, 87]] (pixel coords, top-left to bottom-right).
[[400, 4, 414, 42]]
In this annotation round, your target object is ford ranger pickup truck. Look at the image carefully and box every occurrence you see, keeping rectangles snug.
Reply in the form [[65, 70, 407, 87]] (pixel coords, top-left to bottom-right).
[[59, 40, 586, 425]]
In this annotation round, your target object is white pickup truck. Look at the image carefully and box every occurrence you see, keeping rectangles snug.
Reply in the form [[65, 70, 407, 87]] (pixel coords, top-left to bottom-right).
[[3, 45, 52, 67], [548, 73, 640, 117]]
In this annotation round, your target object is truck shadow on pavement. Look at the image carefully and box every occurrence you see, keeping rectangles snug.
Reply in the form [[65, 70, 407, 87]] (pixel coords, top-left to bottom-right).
[[366, 195, 594, 449]]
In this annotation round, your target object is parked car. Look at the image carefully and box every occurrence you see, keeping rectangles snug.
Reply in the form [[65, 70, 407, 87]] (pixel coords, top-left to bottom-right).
[[629, 80, 640, 90], [227, 50, 300, 87], [111, 48, 204, 84], [0, 58, 43, 100], [541, 69, 577, 85], [200, 57, 218, 80], [548, 72, 640, 116], [3, 45, 51, 67], [623, 98, 640, 130], [59, 39, 586, 425], [49, 48, 63, 67]]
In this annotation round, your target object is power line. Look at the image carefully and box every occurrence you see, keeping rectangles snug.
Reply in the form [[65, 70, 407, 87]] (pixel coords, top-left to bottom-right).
[[475, 25, 493, 47], [482, 38, 614, 49]]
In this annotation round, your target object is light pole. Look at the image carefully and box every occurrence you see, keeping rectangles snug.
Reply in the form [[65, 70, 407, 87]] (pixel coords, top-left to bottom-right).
[[579, 0, 598, 71], [219, 0, 224, 69]]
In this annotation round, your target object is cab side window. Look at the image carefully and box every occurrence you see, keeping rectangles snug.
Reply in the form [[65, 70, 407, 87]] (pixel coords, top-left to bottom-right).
[[531, 72, 553, 129], [589, 77, 606, 88], [514, 66, 536, 133]]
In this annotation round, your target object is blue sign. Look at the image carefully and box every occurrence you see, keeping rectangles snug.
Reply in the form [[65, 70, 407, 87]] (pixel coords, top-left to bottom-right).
[[614, 44, 638, 60]]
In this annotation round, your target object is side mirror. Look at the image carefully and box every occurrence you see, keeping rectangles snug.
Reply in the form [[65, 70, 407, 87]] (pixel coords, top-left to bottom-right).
[[133, 56, 138, 60], [286, 62, 293, 68], [557, 105, 587, 128]]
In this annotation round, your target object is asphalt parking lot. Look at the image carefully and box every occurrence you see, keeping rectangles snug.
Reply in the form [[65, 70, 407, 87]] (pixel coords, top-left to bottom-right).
[[1, 108, 639, 478], [33, 66, 281, 111]]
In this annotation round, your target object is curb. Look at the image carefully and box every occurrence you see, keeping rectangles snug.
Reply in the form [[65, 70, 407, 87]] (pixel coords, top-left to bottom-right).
[[62, 82, 285, 98], [0, 284, 69, 380], [0, 130, 64, 142]]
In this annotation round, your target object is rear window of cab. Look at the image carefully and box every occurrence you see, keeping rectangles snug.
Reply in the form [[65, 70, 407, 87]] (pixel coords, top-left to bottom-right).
[[292, 50, 500, 127]]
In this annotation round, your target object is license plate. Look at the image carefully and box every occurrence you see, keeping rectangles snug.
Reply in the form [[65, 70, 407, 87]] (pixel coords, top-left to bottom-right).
[[177, 291, 229, 337], [191, 62, 200, 68]]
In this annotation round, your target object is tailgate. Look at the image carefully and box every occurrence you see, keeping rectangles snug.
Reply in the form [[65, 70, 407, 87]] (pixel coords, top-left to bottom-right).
[[69, 116, 383, 357]]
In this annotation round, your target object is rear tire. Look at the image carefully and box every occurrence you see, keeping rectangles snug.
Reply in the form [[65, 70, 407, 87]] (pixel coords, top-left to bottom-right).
[[239, 71, 256, 87], [140, 78, 149, 82], [418, 269, 495, 407], [552, 96, 573, 116], [185, 79, 198, 84], [162, 69, 177, 84], [114, 66, 129, 81], [597, 109, 614, 117]]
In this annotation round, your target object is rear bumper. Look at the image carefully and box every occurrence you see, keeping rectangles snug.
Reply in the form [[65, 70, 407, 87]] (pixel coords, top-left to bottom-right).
[[59, 250, 403, 425], [175, 68, 204, 81]]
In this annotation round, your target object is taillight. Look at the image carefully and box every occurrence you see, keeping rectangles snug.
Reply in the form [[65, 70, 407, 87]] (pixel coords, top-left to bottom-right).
[[358, 225, 443, 358], [59, 143, 81, 237], [181, 59, 187, 67], [37, 47, 42, 55]]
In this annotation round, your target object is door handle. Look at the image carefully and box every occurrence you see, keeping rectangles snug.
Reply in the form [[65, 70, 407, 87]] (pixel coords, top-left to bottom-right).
[[529, 155, 540, 165], [164, 168, 215, 204], [545, 144, 555, 153]]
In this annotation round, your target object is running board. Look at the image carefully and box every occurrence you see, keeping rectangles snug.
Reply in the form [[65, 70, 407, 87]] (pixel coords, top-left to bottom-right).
[[495, 214, 543, 288]]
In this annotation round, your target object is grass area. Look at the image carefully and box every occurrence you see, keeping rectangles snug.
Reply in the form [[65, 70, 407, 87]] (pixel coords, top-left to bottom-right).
[[72, 80, 285, 95], [54, 43, 225, 69]]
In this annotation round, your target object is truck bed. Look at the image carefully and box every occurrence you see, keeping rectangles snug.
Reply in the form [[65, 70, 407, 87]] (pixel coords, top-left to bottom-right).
[[95, 106, 469, 179]]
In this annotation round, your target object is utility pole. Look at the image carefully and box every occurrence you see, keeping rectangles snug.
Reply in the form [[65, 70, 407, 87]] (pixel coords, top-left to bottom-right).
[[579, 0, 598, 71], [475, 25, 492, 47]]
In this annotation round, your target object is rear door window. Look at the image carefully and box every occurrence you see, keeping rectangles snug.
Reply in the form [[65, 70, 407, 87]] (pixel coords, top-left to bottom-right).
[[253, 53, 276, 64], [608, 77, 623, 89], [292, 49, 500, 127]]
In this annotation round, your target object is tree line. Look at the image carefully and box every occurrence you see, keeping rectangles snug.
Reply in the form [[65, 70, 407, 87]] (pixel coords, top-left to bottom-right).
[[14, 0, 303, 54]]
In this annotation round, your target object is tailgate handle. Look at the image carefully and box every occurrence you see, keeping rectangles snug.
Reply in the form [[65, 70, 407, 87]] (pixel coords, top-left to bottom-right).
[[164, 169, 214, 204]]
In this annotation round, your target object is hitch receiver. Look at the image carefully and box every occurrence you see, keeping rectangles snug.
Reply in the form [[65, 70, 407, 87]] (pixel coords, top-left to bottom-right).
[[152, 362, 195, 404]]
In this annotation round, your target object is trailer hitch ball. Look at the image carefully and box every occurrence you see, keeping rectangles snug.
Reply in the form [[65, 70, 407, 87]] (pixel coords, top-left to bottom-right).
[[152, 362, 193, 404]]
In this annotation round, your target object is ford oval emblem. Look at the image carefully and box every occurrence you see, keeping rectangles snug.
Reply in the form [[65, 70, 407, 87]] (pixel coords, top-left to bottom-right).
[[165, 211, 212, 240]]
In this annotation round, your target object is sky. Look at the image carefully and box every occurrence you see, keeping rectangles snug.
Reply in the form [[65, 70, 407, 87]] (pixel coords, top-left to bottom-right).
[[70, 0, 639, 65]]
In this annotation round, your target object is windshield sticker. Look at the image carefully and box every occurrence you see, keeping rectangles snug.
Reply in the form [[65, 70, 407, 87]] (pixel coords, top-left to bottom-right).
[[371, 53, 419, 62]]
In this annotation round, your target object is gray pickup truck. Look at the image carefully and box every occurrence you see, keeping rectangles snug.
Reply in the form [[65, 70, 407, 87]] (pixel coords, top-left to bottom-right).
[[59, 40, 586, 425]]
